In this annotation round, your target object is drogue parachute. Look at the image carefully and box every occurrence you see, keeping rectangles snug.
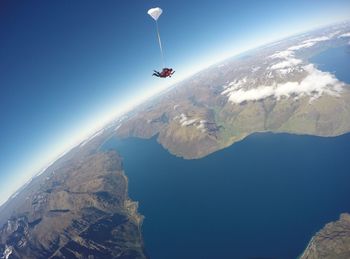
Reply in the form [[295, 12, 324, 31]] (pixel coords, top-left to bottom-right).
[[147, 7, 162, 21], [147, 7, 175, 78]]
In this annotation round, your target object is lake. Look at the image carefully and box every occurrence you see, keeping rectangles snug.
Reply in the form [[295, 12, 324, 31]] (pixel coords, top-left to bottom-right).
[[102, 132, 350, 259], [310, 44, 350, 84]]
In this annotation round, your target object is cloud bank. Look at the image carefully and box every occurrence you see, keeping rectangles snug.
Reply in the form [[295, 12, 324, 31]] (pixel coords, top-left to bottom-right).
[[223, 64, 343, 104], [222, 32, 345, 104], [286, 36, 330, 52], [339, 32, 350, 38]]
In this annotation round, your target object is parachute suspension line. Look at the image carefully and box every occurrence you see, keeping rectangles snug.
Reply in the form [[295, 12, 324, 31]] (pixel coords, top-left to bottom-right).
[[155, 20, 165, 68]]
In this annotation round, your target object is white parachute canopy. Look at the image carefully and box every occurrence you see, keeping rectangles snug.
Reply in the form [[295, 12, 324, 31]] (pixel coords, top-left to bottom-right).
[[147, 7, 162, 21]]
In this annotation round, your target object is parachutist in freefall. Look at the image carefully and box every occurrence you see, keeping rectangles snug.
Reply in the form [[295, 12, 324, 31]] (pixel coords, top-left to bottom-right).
[[152, 68, 175, 78]]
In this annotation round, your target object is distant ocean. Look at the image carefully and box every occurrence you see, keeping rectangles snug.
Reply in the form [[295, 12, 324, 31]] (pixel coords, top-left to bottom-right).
[[101, 45, 350, 259]]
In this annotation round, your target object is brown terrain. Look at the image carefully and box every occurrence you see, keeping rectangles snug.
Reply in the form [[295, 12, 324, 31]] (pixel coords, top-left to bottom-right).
[[0, 126, 147, 259], [1, 23, 350, 258], [300, 213, 350, 259]]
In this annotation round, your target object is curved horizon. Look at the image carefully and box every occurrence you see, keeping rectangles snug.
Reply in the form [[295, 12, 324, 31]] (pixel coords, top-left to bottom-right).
[[1, 0, 350, 206]]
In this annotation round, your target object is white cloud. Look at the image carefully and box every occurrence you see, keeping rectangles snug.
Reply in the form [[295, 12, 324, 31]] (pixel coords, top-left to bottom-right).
[[288, 42, 315, 51], [196, 120, 208, 133], [222, 64, 343, 104], [287, 36, 330, 51], [328, 30, 341, 38], [269, 50, 302, 74], [258, 30, 345, 104], [269, 50, 294, 59], [174, 113, 198, 127], [270, 58, 302, 70], [225, 86, 274, 103], [303, 36, 330, 43], [174, 114, 209, 132], [268, 34, 333, 76], [182, 118, 197, 126], [222, 78, 247, 94], [339, 32, 350, 38], [276, 67, 296, 75], [252, 66, 261, 73]]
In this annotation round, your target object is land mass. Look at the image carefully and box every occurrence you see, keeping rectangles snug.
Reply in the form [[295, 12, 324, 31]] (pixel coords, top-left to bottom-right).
[[1, 22, 350, 258], [300, 213, 350, 259], [0, 127, 147, 259]]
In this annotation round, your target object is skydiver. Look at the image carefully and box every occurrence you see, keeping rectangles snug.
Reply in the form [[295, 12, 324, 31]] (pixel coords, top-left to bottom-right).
[[152, 68, 175, 78]]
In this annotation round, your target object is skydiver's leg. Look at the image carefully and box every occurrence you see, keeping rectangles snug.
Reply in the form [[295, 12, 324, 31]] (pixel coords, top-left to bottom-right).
[[153, 70, 161, 77]]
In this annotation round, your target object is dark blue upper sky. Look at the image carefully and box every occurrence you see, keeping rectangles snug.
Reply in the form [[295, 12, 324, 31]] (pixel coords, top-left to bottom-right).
[[0, 0, 349, 203]]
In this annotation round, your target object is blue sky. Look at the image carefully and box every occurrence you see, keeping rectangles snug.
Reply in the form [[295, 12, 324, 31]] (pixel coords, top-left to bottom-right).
[[0, 0, 349, 204]]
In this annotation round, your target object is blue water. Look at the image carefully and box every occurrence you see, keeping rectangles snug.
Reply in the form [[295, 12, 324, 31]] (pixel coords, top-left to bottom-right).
[[102, 133, 350, 259], [310, 45, 350, 84]]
